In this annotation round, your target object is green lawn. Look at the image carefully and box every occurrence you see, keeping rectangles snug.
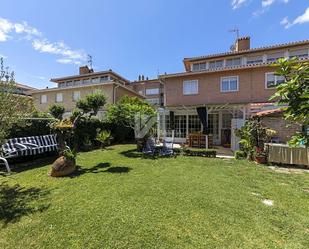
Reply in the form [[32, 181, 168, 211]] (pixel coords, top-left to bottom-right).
[[1, 144, 309, 249]]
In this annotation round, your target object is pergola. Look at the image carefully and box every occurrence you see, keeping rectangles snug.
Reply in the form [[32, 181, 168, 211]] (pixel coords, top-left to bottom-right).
[[156, 103, 248, 149]]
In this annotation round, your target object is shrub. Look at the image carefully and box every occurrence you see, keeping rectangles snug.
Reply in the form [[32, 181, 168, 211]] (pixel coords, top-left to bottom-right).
[[49, 104, 65, 120], [62, 147, 77, 161], [76, 91, 106, 116], [8, 111, 54, 138], [96, 130, 112, 148], [183, 148, 216, 158], [235, 150, 246, 160]]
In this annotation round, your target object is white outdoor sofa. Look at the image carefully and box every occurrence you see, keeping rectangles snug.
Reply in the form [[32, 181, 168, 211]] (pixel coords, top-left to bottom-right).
[[0, 134, 58, 173]]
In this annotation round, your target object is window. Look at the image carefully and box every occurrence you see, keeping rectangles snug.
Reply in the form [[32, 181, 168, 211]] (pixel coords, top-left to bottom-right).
[[183, 80, 198, 95], [146, 88, 160, 95], [220, 76, 238, 92], [265, 72, 285, 89], [56, 93, 63, 103], [247, 55, 263, 65], [222, 113, 232, 129], [100, 76, 109, 82], [267, 52, 284, 63], [175, 115, 187, 138], [138, 90, 144, 95], [208, 114, 219, 141], [289, 49, 308, 59], [188, 115, 202, 134], [73, 80, 80, 86], [91, 77, 100, 84], [83, 79, 90, 84], [40, 95, 47, 104], [66, 81, 73, 87], [192, 62, 207, 71], [226, 57, 241, 67], [147, 98, 160, 105], [73, 91, 80, 102], [209, 60, 223, 69], [59, 82, 65, 88]]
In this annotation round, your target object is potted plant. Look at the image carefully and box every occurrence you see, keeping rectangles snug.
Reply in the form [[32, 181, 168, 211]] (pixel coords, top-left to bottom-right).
[[254, 147, 267, 164]]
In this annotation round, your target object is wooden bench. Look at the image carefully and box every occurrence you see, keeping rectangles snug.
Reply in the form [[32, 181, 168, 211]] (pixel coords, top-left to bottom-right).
[[0, 134, 58, 172]]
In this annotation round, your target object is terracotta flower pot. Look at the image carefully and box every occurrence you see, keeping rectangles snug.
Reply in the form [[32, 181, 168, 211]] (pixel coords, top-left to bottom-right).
[[255, 155, 267, 164]]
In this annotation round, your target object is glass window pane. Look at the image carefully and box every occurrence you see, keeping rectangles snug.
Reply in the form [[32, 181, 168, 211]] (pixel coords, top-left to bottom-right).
[[230, 80, 237, 90], [221, 81, 229, 91]]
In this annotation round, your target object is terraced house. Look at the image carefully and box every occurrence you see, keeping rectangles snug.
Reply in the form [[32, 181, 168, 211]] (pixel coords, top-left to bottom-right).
[[32, 66, 143, 117], [32, 37, 309, 150], [158, 37, 309, 149]]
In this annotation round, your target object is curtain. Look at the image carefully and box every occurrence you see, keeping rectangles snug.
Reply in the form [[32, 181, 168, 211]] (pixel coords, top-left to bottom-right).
[[196, 107, 209, 134]]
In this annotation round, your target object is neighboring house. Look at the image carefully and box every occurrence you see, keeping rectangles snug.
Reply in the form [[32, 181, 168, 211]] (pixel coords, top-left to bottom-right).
[[31, 66, 144, 116], [254, 108, 302, 143], [127, 76, 164, 107], [15, 83, 37, 96], [159, 37, 309, 148]]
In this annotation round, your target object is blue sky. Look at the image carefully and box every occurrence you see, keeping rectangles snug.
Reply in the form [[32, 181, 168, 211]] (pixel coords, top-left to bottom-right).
[[0, 0, 308, 89]]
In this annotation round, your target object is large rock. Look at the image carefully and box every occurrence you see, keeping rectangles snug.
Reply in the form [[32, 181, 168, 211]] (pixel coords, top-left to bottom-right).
[[50, 156, 76, 177]]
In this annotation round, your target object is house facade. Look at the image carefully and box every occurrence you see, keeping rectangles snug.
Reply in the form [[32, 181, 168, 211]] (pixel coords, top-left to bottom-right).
[[158, 37, 309, 149], [31, 37, 309, 149], [127, 76, 164, 107], [31, 66, 144, 116]]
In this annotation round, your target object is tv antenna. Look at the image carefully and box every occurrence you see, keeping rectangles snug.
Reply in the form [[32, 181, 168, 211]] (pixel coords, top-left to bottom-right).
[[87, 54, 93, 69], [229, 27, 240, 39]]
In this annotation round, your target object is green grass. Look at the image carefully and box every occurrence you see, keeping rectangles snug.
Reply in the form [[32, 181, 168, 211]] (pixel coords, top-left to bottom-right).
[[1, 144, 309, 249]]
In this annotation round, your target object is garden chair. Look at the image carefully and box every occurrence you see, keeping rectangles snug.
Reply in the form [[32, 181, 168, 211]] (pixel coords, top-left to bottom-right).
[[160, 139, 175, 157], [0, 134, 58, 172], [142, 137, 157, 158]]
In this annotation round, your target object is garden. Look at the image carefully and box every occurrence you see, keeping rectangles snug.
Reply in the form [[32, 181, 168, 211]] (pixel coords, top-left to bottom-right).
[[1, 144, 309, 248], [0, 56, 308, 248]]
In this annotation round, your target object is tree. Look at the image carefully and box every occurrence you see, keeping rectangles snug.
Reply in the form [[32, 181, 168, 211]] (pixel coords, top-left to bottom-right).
[[76, 90, 106, 116], [107, 96, 156, 135], [270, 58, 309, 146], [0, 58, 34, 146], [49, 104, 65, 120]]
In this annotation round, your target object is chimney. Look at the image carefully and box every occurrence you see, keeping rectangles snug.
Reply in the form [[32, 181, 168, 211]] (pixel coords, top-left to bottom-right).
[[79, 65, 93, 75], [235, 36, 250, 52]]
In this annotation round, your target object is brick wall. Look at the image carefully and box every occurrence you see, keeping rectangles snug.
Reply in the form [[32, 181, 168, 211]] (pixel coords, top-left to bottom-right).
[[260, 116, 301, 143]]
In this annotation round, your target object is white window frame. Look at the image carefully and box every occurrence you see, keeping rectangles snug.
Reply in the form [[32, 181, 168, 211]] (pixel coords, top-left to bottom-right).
[[226, 57, 241, 67], [72, 91, 81, 102], [183, 80, 199, 95], [220, 76, 239, 92], [40, 94, 47, 104], [145, 88, 160, 95], [55, 93, 63, 103], [147, 98, 160, 105], [265, 72, 285, 89]]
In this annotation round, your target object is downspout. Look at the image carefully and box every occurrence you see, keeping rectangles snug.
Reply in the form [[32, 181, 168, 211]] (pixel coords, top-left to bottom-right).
[[113, 83, 120, 104]]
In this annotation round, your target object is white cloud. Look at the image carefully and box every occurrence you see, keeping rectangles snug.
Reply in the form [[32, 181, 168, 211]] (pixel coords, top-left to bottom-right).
[[32, 39, 87, 64], [281, 7, 309, 28], [56, 58, 81, 65], [231, 0, 249, 10], [253, 0, 290, 17], [262, 0, 275, 7], [0, 17, 87, 65]]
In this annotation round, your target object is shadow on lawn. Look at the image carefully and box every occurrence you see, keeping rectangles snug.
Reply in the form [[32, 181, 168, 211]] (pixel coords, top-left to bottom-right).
[[0, 155, 57, 174], [120, 149, 142, 158], [0, 182, 50, 228], [70, 163, 131, 178]]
